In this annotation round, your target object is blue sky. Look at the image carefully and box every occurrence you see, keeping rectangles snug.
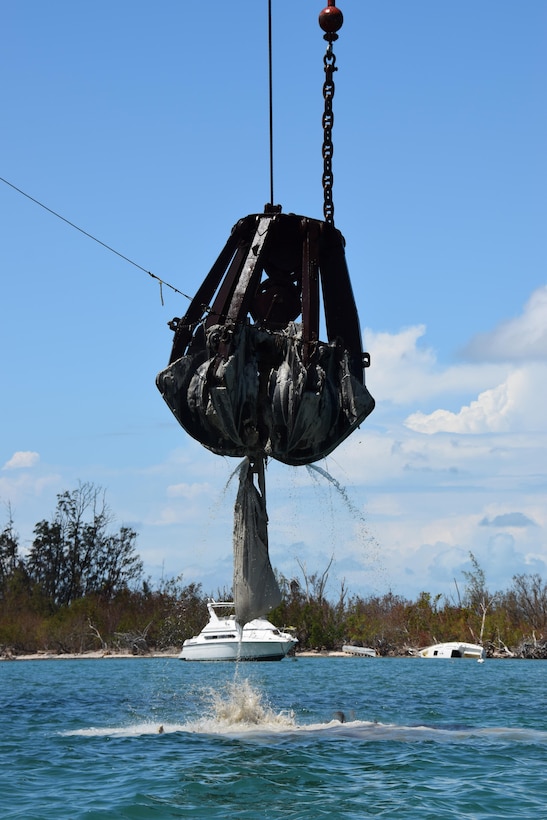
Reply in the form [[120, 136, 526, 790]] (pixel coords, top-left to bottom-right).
[[2, 1, 546, 602]]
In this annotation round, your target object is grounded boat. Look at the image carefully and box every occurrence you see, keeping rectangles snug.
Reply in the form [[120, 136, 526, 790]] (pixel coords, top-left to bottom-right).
[[179, 600, 297, 661], [342, 645, 377, 658], [418, 642, 485, 660]]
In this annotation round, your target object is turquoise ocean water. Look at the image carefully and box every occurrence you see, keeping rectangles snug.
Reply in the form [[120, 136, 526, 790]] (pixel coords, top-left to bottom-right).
[[1, 656, 546, 819]]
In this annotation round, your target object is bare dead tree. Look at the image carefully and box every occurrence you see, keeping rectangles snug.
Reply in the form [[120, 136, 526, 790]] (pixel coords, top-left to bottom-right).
[[296, 555, 334, 606]]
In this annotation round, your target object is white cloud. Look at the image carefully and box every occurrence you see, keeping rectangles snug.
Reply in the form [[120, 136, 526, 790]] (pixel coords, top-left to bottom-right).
[[463, 285, 547, 362], [404, 364, 547, 434], [2, 451, 40, 470], [405, 376, 516, 434], [366, 286, 547, 415], [364, 325, 434, 405], [166, 482, 214, 500], [365, 325, 508, 405]]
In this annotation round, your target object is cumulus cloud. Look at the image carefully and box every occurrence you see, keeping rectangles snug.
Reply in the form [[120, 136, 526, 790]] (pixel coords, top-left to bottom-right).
[[364, 325, 435, 405], [2, 451, 40, 470], [366, 288, 547, 422], [404, 364, 547, 434], [365, 325, 508, 405], [463, 285, 547, 362], [405, 376, 517, 434]]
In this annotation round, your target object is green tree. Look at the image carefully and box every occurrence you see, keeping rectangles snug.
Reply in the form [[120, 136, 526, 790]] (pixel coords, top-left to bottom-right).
[[26, 482, 142, 606], [27, 519, 64, 604], [270, 558, 347, 650], [152, 576, 208, 649], [0, 504, 20, 595], [347, 591, 412, 653]]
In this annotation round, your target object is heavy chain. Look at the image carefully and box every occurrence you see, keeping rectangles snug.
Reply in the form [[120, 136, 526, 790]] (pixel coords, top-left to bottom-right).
[[322, 42, 337, 224]]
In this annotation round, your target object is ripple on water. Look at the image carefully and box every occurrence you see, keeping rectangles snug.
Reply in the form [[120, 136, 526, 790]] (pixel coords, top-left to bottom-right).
[[2, 658, 547, 819]]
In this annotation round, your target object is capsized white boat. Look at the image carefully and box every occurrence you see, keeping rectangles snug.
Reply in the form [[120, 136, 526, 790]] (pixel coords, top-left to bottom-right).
[[342, 645, 377, 658], [418, 641, 485, 660], [179, 600, 297, 661]]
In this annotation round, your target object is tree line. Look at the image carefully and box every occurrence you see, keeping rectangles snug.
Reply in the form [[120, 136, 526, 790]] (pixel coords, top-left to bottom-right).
[[1, 483, 547, 658]]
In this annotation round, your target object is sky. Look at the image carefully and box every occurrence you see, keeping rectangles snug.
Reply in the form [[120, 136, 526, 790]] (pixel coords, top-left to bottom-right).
[[2, 1, 546, 604]]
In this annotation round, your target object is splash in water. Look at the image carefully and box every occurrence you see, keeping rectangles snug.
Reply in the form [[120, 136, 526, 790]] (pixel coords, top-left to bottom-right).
[[199, 677, 295, 729], [62, 679, 296, 738]]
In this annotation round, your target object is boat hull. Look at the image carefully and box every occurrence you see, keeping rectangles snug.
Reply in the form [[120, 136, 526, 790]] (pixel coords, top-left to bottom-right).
[[342, 645, 376, 658], [180, 639, 294, 662], [418, 642, 485, 660], [179, 600, 297, 661]]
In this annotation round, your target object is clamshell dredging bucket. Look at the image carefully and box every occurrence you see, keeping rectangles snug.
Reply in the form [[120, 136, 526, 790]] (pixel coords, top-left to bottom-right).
[[156, 211, 374, 466]]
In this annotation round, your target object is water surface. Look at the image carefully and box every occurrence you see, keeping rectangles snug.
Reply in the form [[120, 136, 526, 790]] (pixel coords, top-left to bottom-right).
[[1, 657, 545, 818]]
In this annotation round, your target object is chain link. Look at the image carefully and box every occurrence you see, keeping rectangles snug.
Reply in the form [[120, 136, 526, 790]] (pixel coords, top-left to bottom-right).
[[322, 43, 337, 224]]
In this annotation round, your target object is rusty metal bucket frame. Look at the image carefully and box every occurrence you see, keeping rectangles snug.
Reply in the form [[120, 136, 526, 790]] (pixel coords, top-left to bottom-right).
[[157, 210, 374, 466], [167, 210, 368, 377]]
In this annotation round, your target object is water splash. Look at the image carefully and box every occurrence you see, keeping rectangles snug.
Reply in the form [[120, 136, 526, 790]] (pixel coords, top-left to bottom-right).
[[60, 678, 296, 739], [198, 677, 295, 729]]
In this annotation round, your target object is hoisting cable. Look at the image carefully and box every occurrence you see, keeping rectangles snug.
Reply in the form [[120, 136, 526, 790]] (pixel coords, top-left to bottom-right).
[[267, 0, 275, 207], [319, 2, 343, 225], [0, 175, 306, 341], [0, 175, 193, 304]]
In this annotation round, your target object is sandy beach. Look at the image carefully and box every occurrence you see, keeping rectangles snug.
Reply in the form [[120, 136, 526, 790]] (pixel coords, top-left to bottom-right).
[[3, 649, 351, 661]]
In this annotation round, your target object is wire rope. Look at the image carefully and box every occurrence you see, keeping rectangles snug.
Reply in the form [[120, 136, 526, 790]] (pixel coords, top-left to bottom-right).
[[0, 175, 192, 304], [268, 0, 275, 207]]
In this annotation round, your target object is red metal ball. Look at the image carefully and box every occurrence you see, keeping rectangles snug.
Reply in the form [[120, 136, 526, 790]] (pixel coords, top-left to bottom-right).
[[319, 6, 343, 34]]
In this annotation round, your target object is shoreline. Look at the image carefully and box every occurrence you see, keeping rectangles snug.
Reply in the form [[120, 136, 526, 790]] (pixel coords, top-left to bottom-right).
[[3, 649, 354, 662], [0, 650, 526, 661], [2, 650, 179, 661]]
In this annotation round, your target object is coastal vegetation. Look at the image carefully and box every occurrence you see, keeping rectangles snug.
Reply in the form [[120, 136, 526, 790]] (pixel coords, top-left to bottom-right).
[[1, 484, 546, 658]]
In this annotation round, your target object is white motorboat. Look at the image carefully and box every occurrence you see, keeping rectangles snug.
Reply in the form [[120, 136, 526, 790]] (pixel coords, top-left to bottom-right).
[[179, 600, 297, 661], [418, 641, 485, 660]]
